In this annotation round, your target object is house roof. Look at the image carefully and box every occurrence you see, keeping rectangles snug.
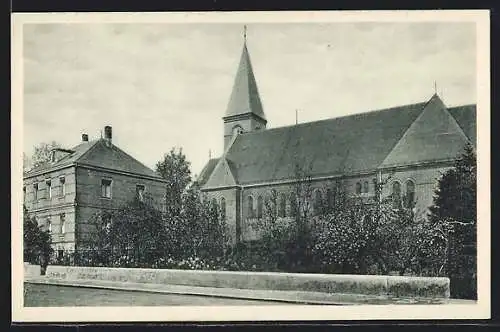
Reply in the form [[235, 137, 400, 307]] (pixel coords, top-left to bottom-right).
[[24, 138, 163, 180], [201, 96, 477, 188], [224, 42, 266, 121]]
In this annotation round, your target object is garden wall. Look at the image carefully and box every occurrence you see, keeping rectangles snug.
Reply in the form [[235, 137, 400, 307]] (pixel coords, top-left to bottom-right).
[[24, 262, 41, 278], [44, 265, 450, 299]]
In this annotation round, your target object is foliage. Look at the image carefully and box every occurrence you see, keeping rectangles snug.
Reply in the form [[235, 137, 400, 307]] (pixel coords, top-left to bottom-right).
[[83, 187, 228, 268], [155, 147, 192, 215], [23, 205, 54, 270], [30, 141, 62, 169], [428, 143, 477, 299]]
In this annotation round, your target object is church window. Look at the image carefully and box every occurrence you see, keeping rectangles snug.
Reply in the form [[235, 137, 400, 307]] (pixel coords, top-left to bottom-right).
[[392, 181, 402, 208], [363, 181, 369, 193], [279, 193, 286, 217], [313, 189, 323, 215], [211, 198, 218, 214], [290, 193, 297, 217], [326, 188, 334, 211], [33, 183, 39, 200], [355, 182, 362, 195], [257, 195, 263, 219], [46, 179, 52, 199], [220, 197, 226, 220], [405, 180, 416, 209], [136, 184, 145, 202], [248, 196, 254, 218]]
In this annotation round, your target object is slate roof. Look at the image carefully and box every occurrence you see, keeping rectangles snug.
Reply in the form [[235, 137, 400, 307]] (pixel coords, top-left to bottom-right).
[[201, 96, 477, 188], [224, 43, 266, 121], [24, 139, 163, 180], [448, 104, 477, 146], [195, 158, 220, 186]]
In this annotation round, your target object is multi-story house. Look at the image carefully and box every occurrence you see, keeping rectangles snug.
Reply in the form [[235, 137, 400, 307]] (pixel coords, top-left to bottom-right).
[[23, 126, 167, 256]]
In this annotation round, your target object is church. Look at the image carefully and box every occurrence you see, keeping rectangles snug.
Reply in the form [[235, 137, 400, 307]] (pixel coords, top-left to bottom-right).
[[196, 37, 476, 245]]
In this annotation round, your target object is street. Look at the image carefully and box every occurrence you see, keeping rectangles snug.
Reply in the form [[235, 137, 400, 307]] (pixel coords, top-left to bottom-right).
[[24, 283, 290, 306]]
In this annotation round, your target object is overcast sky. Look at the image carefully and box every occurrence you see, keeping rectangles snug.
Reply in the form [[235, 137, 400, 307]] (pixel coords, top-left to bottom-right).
[[23, 22, 476, 177]]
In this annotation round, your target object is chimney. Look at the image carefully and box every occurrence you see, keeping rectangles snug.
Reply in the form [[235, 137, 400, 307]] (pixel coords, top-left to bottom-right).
[[104, 126, 112, 146], [82, 133, 89, 142]]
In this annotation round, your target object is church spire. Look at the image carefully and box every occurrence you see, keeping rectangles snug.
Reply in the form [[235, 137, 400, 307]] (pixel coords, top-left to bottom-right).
[[224, 26, 266, 121]]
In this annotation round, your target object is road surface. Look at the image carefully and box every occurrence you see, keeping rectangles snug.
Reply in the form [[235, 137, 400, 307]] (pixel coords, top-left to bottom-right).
[[24, 283, 291, 306]]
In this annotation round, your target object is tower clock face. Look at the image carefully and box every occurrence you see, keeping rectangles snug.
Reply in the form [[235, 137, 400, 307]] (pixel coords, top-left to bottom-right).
[[232, 125, 243, 136]]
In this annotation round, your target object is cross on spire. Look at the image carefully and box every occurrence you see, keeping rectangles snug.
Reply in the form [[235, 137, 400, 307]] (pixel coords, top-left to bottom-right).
[[434, 81, 437, 94], [243, 25, 247, 43]]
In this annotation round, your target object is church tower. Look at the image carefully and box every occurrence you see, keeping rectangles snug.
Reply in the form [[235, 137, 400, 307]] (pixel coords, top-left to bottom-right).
[[223, 27, 267, 149]]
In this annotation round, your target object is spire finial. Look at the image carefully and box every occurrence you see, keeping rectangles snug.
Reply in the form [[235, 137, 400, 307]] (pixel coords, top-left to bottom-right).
[[209, 149, 212, 159], [243, 25, 247, 43], [434, 81, 437, 95]]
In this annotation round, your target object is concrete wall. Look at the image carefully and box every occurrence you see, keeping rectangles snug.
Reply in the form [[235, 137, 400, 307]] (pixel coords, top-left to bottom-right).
[[24, 263, 41, 278], [45, 265, 450, 299]]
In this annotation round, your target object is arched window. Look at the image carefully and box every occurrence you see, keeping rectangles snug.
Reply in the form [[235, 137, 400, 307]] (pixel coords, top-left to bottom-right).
[[363, 181, 369, 193], [270, 189, 278, 216], [211, 198, 218, 214], [314, 189, 323, 215], [220, 197, 226, 220], [405, 180, 416, 209], [257, 196, 263, 219], [392, 181, 401, 208], [355, 182, 362, 195], [326, 188, 334, 210], [279, 193, 286, 217], [248, 196, 254, 218], [46, 218, 52, 233], [290, 193, 297, 217]]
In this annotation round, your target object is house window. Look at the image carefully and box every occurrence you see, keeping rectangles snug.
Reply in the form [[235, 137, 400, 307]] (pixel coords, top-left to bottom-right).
[[46, 180, 52, 199], [392, 181, 402, 208], [59, 177, 66, 196], [279, 193, 286, 217], [101, 179, 112, 198], [60, 213, 66, 234], [47, 218, 52, 233], [355, 182, 362, 195], [248, 196, 254, 218], [314, 190, 323, 215], [33, 183, 39, 200], [136, 184, 145, 202], [405, 180, 416, 209], [257, 195, 263, 219], [220, 197, 226, 220], [363, 181, 369, 194]]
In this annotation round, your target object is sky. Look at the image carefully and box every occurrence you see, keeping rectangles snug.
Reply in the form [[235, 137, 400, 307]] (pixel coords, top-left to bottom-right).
[[23, 22, 476, 177]]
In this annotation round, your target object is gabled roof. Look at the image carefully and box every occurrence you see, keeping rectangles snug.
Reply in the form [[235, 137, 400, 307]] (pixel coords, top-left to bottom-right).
[[447, 104, 477, 146], [23, 140, 99, 177], [200, 96, 477, 188], [224, 42, 266, 121], [24, 139, 163, 180], [380, 94, 471, 168], [194, 158, 219, 187]]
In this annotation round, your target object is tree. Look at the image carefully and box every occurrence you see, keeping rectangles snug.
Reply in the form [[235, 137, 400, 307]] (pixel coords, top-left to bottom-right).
[[23, 205, 53, 273], [155, 148, 192, 215], [428, 143, 477, 299], [30, 141, 62, 169]]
